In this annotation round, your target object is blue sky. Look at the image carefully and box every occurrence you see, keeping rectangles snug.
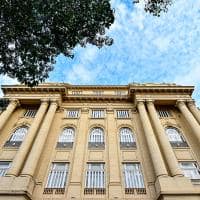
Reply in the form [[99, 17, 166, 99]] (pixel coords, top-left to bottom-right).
[[0, 0, 200, 105]]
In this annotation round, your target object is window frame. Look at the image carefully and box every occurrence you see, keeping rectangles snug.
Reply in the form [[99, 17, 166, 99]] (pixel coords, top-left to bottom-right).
[[56, 127, 75, 149], [85, 162, 106, 189], [119, 127, 136, 149], [122, 162, 146, 195], [165, 126, 188, 148], [65, 109, 79, 118], [88, 127, 105, 149], [0, 161, 11, 177], [23, 109, 37, 118], [45, 162, 69, 189], [116, 110, 130, 119], [179, 161, 200, 180], [4, 126, 29, 148], [91, 109, 105, 119]]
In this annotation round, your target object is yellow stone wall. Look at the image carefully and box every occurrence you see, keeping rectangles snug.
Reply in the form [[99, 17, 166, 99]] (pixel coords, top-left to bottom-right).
[[0, 83, 199, 200]]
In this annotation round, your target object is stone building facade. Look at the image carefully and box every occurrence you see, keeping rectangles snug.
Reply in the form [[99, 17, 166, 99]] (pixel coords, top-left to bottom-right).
[[0, 83, 199, 200]]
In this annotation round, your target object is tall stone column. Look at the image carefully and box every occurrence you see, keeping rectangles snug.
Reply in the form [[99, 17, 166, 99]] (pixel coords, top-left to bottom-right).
[[0, 99, 19, 132], [177, 100, 200, 144], [66, 108, 89, 199], [7, 99, 49, 176], [146, 100, 183, 177], [107, 109, 123, 198], [137, 100, 168, 177], [187, 100, 200, 124], [21, 100, 58, 177]]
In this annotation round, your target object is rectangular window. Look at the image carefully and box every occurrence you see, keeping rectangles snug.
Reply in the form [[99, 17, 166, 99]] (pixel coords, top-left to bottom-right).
[[0, 161, 10, 176], [85, 163, 105, 189], [91, 110, 105, 118], [179, 162, 200, 180], [157, 109, 171, 118], [123, 163, 145, 189], [117, 110, 129, 118], [24, 109, 37, 118], [66, 110, 79, 118], [45, 163, 69, 188]]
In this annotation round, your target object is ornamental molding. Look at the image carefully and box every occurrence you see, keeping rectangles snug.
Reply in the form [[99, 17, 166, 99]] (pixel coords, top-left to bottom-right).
[[1, 83, 194, 104]]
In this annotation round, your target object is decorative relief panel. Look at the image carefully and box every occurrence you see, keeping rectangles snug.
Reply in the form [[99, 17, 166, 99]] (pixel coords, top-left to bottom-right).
[[122, 151, 137, 161], [0, 149, 17, 160], [54, 151, 70, 161], [88, 151, 104, 161], [174, 149, 193, 160]]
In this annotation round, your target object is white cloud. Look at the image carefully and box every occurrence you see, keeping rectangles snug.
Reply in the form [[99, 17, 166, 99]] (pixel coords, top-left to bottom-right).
[[0, 75, 18, 97]]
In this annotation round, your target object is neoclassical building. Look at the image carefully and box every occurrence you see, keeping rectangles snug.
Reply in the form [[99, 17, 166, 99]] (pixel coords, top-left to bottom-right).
[[0, 83, 199, 200]]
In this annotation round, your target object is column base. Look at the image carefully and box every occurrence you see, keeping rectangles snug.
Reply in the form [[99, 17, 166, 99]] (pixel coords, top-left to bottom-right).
[[108, 182, 123, 199], [66, 182, 82, 199], [0, 176, 35, 200], [155, 176, 200, 200]]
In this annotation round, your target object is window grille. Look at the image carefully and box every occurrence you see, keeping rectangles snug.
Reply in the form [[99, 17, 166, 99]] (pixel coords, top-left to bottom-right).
[[0, 161, 10, 176], [123, 163, 145, 189], [45, 163, 69, 188], [93, 91, 104, 96], [85, 163, 105, 189], [66, 110, 79, 118], [89, 128, 104, 149], [72, 90, 82, 95], [117, 110, 129, 118], [179, 162, 200, 180], [4, 126, 29, 147], [165, 127, 188, 147], [57, 128, 74, 148], [115, 90, 126, 96], [157, 109, 171, 118], [24, 109, 37, 118], [91, 110, 104, 118], [120, 128, 136, 149]]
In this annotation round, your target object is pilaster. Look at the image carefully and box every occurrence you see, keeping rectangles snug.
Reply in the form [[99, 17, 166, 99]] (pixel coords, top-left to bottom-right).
[[66, 107, 89, 199], [107, 108, 123, 199]]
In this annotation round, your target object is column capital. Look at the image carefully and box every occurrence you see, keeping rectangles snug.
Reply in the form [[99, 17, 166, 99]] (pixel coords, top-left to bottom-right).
[[81, 107, 89, 113], [176, 99, 186, 107], [187, 99, 196, 107], [9, 99, 20, 106], [146, 99, 155, 105], [136, 99, 145, 106], [40, 98, 49, 105], [50, 99, 59, 106]]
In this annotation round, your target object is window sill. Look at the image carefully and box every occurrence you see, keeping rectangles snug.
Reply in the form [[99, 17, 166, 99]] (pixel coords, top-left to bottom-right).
[[125, 188, 146, 195], [43, 188, 65, 195], [63, 117, 79, 119], [191, 179, 200, 184], [90, 117, 105, 119], [116, 117, 132, 120], [84, 188, 106, 195]]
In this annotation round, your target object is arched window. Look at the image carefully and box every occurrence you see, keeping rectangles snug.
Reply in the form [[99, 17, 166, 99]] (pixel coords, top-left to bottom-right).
[[88, 127, 104, 149], [165, 127, 188, 147], [4, 126, 29, 147], [119, 128, 136, 149], [56, 127, 75, 148]]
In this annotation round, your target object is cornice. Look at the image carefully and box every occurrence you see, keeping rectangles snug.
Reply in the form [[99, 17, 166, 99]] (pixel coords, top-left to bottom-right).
[[130, 85, 194, 95], [1, 83, 194, 103]]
